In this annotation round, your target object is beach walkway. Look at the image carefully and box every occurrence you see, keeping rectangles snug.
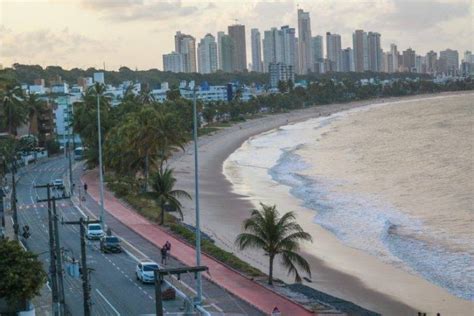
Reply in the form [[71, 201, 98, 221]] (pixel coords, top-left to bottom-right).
[[82, 170, 314, 316]]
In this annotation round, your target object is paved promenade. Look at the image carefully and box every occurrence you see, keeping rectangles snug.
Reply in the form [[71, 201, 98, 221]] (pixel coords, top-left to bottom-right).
[[82, 170, 314, 316]]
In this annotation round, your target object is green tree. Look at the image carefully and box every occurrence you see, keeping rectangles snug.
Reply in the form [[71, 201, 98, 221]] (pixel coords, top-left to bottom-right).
[[150, 167, 191, 225], [235, 203, 312, 285], [277, 80, 288, 93], [0, 83, 27, 136], [0, 239, 47, 310], [25, 93, 46, 136]]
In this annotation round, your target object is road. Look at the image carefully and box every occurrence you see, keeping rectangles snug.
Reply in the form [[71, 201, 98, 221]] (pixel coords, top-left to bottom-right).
[[15, 156, 262, 315]]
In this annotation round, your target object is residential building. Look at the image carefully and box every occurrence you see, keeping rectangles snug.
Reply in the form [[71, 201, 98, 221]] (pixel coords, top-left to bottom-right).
[[390, 44, 399, 72], [426, 50, 438, 74], [29, 85, 46, 95], [311, 35, 324, 70], [175, 31, 197, 73], [281, 26, 297, 69], [163, 52, 184, 73], [383, 52, 393, 73], [217, 31, 225, 70], [402, 48, 416, 72], [263, 28, 283, 72], [269, 62, 294, 88], [93, 72, 105, 84], [228, 24, 247, 72], [34, 78, 45, 86], [297, 9, 312, 74], [51, 83, 69, 94], [367, 32, 382, 72], [250, 28, 263, 72], [77, 77, 93, 90], [440, 49, 459, 75], [197, 34, 218, 74], [341, 48, 354, 72], [220, 34, 234, 72], [326, 32, 342, 71], [415, 55, 423, 73], [353, 30, 368, 72]]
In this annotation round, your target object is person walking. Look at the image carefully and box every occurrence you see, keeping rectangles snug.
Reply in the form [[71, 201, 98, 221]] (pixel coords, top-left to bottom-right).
[[165, 241, 171, 254], [161, 247, 167, 265]]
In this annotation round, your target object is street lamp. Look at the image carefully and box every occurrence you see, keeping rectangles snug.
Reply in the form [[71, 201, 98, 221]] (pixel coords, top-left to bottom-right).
[[95, 85, 106, 225]]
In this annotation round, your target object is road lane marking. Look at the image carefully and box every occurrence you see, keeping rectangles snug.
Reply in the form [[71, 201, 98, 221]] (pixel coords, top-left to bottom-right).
[[95, 288, 120, 316]]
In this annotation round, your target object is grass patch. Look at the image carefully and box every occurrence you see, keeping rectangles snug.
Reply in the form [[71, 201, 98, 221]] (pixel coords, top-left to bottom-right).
[[198, 127, 220, 136]]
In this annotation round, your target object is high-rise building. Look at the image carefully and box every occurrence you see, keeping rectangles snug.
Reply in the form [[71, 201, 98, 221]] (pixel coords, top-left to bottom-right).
[[463, 50, 473, 64], [263, 28, 283, 72], [311, 35, 324, 70], [175, 31, 197, 73], [281, 26, 297, 69], [353, 30, 368, 72], [415, 55, 423, 73], [297, 9, 312, 74], [269, 62, 295, 88], [326, 32, 342, 71], [426, 50, 438, 74], [251, 28, 263, 72], [197, 34, 218, 74], [163, 52, 184, 73], [217, 31, 225, 70], [341, 48, 354, 72], [228, 24, 247, 72], [93, 72, 105, 84], [220, 34, 234, 72], [402, 48, 416, 72], [390, 44, 399, 72], [440, 49, 459, 75], [367, 32, 382, 72]]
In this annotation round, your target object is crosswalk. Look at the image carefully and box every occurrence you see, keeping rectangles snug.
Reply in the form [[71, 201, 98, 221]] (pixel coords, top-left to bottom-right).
[[18, 202, 69, 210]]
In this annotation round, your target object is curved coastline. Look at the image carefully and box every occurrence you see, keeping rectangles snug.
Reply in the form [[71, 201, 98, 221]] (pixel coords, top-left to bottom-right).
[[170, 91, 474, 316]]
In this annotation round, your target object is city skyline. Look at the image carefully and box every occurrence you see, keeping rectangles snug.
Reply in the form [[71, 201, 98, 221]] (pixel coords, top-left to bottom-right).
[[0, 0, 472, 70]]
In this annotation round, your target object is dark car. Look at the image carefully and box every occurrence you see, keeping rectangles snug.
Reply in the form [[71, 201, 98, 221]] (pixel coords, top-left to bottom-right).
[[100, 236, 122, 253]]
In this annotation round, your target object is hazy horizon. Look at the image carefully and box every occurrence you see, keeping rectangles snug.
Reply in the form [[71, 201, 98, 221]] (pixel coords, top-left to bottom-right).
[[1, 0, 472, 70]]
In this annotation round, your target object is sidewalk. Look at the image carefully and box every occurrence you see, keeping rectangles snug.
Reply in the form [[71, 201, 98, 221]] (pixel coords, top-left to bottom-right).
[[82, 169, 314, 316]]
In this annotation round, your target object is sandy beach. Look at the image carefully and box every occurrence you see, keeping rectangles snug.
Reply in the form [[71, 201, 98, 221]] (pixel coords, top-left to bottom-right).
[[169, 92, 474, 316]]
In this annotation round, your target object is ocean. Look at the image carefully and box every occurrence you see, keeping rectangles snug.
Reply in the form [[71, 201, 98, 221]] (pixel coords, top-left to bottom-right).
[[224, 94, 474, 301]]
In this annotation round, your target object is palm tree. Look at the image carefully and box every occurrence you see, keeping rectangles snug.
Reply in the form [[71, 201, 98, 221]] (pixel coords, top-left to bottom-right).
[[235, 203, 312, 285], [1, 84, 27, 136], [150, 167, 191, 225], [25, 93, 45, 136]]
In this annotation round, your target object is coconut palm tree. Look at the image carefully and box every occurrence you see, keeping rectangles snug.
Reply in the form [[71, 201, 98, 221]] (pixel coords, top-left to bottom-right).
[[1, 84, 27, 136], [150, 167, 191, 225], [235, 203, 312, 285]]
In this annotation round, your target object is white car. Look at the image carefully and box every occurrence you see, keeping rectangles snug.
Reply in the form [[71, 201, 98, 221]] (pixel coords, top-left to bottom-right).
[[86, 223, 105, 240], [53, 179, 64, 189], [135, 261, 160, 284]]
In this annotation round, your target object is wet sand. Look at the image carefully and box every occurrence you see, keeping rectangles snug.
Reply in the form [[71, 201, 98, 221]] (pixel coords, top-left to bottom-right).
[[169, 92, 474, 316]]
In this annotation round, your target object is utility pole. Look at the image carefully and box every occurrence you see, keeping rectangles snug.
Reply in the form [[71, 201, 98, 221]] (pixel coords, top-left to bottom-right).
[[0, 188, 5, 239], [52, 197, 66, 315], [192, 87, 203, 304], [63, 217, 100, 316], [67, 104, 74, 195], [11, 160, 18, 240]]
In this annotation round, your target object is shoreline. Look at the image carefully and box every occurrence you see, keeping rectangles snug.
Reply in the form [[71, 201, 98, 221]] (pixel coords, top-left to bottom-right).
[[169, 91, 474, 315]]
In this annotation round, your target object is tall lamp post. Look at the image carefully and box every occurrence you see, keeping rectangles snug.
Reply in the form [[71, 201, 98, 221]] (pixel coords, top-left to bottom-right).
[[95, 85, 105, 225], [191, 86, 203, 304]]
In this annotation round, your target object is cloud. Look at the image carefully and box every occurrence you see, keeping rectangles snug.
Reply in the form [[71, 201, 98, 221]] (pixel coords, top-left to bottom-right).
[[81, 0, 199, 22]]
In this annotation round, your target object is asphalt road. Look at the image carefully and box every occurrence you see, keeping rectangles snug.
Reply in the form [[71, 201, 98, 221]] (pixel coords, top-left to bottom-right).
[[14, 156, 262, 316]]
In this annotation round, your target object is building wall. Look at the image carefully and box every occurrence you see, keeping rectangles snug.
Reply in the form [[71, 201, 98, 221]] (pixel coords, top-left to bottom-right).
[[297, 9, 312, 74], [251, 28, 263, 72], [228, 24, 247, 72]]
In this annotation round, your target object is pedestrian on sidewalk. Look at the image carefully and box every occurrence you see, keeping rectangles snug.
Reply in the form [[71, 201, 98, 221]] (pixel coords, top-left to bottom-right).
[[164, 241, 171, 254], [83, 183, 88, 192], [161, 247, 167, 265]]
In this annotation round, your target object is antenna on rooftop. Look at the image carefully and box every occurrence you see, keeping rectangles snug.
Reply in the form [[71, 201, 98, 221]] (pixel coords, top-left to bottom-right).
[[233, 18, 239, 24]]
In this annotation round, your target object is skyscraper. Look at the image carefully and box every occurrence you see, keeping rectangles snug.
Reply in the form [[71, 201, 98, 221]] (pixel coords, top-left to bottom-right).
[[353, 30, 368, 72], [367, 32, 382, 72], [281, 25, 297, 68], [341, 48, 354, 72], [220, 34, 234, 72], [426, 50, 438, 74], [402, 48, 416, 72], [390, 44, 399, 72], [197, 34, 218, 74], [440, 49, 459, 75], [163, 52, 184, 73], [263, 28, 283, 72], [251, 28, 263, 72], [175, 31, 196, 73], [326, 32, 342, 72], [297, 9, 312, 74], [217, 31, 225, 70], [228, 24, 247, 72], [311, 36, 324, 63]]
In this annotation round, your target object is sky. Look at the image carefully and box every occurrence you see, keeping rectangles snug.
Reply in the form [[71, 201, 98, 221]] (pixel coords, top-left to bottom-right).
[[0, 0, 472, 70]]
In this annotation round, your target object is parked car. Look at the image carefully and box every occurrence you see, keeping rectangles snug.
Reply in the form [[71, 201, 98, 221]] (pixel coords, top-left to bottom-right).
[[86, 223, 105, 240], [135, 261, 160, 284], [100, 236, 122, 253], [53, 178, 64, 189]]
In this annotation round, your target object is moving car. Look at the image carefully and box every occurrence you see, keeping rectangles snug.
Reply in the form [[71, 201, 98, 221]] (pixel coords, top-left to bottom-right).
[[53, 179, 64, 189], [135, 261, 160, 284], [100, 235, 122, 253], [86, 223, 105, 240]]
